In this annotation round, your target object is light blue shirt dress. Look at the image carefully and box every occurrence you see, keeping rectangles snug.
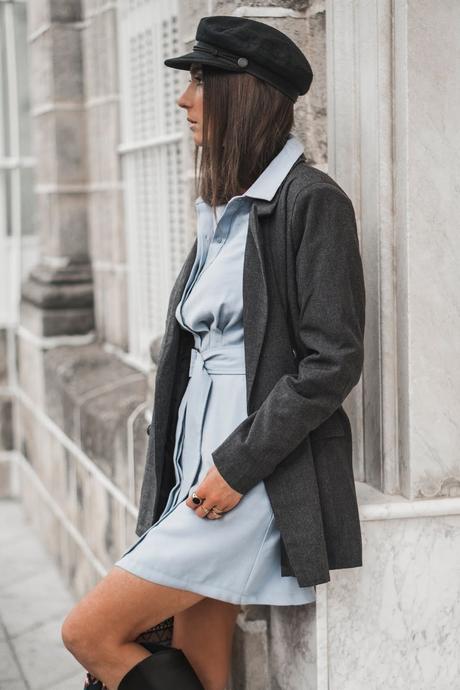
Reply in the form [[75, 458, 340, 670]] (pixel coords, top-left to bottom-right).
[[115, 133, 316, 606]]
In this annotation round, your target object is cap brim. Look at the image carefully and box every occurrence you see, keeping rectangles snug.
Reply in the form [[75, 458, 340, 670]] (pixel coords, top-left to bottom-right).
[[164, 50, 243, 73]]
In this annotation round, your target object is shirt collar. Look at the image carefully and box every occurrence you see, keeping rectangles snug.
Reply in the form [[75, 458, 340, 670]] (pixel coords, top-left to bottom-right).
[[195, 133, 304, 206], [242, 133, 304, 201]]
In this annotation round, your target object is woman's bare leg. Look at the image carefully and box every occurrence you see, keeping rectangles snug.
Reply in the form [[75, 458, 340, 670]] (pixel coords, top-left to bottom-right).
[[172, 597, 240, 690], [61, 565, 206, 689]]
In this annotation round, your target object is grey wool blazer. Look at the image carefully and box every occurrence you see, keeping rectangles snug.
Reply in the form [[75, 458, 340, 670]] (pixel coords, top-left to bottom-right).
[[136, 153, 366, 588]]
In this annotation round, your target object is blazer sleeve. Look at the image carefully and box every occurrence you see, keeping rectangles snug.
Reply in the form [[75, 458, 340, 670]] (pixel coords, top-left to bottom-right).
[[211, 182, 366, 495]]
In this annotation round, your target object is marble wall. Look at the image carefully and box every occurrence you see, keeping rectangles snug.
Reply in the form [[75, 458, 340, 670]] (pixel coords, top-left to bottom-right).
[[316, 484, 460, 690]]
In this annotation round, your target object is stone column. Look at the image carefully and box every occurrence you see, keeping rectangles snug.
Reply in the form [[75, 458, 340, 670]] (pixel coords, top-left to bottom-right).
[[15, 0, 92, 558], [20, 0, 93, 349], [392, 0, 460, 500], [327, 0, 460, 500], [326, 0, 394, 490]]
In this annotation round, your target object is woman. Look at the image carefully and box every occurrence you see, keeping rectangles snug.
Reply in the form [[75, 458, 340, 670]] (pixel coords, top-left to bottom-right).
[[62, 15, 365, 690]]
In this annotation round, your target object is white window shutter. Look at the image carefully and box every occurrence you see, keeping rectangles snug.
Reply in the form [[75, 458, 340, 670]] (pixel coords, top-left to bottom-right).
[[118, 0, 187, 363]]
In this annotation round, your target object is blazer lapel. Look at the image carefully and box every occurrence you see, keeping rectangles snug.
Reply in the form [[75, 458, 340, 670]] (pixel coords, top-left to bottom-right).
[[245, 155, 305, 408], [244, 202, 269, 411]]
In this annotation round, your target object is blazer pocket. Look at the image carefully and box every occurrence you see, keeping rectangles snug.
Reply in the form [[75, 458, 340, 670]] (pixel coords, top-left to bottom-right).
[[310, 409, 346, 439]]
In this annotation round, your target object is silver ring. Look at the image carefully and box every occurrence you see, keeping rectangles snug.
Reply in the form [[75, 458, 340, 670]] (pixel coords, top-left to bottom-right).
[[191, 491, 204, 506]]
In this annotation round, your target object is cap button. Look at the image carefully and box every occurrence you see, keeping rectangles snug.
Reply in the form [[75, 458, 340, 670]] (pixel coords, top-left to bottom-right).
[[237, 57, 248, 67]]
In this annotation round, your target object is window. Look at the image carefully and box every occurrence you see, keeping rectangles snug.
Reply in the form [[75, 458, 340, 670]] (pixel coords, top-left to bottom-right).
[[117, 0, 187, 363], [0, 0, 37, 326]]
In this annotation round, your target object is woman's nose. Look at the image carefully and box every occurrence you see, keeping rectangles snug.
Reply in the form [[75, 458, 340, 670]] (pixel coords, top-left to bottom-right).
[[177, 86, 192, 108]]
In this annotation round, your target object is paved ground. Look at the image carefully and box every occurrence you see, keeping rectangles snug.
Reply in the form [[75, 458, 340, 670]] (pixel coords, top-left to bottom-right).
[[0, 498, 85, 690]]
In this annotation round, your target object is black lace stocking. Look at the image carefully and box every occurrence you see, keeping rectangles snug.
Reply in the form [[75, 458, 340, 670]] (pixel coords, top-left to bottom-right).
[[82, 617, 174, 689]]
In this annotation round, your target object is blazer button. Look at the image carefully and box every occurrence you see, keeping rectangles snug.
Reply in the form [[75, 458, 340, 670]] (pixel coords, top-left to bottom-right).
[[146, 424, 151, 436]]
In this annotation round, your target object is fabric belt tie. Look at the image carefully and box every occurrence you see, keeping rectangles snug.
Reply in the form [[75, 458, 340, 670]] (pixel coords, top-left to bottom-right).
[[188, 345, 246, 376]]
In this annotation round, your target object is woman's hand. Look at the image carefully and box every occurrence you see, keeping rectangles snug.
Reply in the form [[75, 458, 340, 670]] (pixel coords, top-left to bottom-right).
[[185, 465, 243, 520]]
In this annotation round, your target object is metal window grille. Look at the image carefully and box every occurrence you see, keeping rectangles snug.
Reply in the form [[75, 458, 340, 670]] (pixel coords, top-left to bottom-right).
[[0, 0, 37, 327], [117, 0, 187, 363]]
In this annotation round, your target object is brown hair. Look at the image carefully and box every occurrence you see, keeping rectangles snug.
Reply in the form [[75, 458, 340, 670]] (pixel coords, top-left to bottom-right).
[[194, 64, 294, 215]]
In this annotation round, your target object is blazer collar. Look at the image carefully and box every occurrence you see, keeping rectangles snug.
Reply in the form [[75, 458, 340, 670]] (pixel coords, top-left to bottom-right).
[[242, 134, 305, 201]]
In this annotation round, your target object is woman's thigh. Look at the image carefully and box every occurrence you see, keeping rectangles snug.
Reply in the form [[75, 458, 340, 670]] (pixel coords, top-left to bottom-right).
[[172, 597, 241, 689], [62, 565, 205, 648]]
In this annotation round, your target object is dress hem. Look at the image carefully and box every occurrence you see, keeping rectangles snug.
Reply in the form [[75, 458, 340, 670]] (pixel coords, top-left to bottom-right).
[[113, 563, 316, 607]]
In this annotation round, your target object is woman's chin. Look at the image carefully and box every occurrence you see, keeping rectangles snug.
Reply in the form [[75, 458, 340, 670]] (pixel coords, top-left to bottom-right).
[[189, 127, 202, 146]]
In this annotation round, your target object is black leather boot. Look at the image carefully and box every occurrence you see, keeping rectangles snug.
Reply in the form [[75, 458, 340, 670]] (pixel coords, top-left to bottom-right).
[[83, 642, 172, 689], [118, 645, 204, 689]]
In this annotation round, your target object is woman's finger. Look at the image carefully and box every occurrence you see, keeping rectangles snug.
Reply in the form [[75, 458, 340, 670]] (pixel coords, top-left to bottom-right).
[[207, 506, 225, 520], [195, 502, 214, 519], [206, 510, 219, 520], [185, 487, 206, 510]]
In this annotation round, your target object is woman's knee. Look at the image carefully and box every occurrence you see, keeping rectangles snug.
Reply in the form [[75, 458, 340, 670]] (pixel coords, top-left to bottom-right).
[[61, 607, 90, 657], [61, 603, 109, 664], [61, 570, 130, 656]]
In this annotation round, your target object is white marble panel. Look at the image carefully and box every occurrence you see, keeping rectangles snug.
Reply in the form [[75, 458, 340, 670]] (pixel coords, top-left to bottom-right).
[[394, 1, 460, 498], [319, 511, 460, 689]]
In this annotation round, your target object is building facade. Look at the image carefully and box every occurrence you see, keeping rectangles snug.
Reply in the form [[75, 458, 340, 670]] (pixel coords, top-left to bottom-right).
[[1, 0, 459, 688]]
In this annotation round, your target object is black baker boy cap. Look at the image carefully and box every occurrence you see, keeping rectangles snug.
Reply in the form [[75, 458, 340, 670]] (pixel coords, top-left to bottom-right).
[[164, 15, 313, 103]]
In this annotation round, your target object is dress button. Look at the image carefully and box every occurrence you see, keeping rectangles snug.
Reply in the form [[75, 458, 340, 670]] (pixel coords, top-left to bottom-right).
[[146, 424, 151, 436], [216, 236, 222, 243]]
